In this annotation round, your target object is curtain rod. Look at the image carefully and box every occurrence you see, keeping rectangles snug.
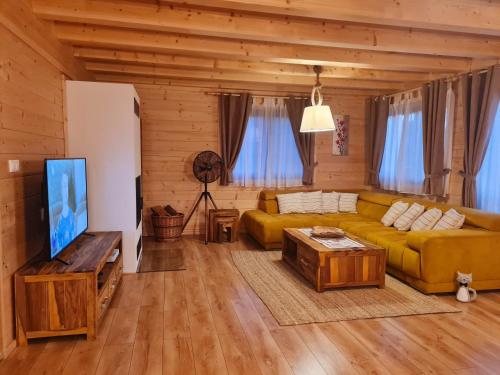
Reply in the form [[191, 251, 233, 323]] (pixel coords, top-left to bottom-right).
[[379, 65, 496, 100], [205, 92, 309, 99]]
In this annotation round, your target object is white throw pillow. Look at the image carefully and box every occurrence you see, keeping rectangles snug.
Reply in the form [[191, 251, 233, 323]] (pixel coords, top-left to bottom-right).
[[381, 201, 409, 227], [322, 191, 340, 213], [411, 208, 443, 231], [394, 203, 425, 231], [338, 193, 358, 213], [276, 192, 304, 214], [433, 208, 465, 230], [302, 191, 323, 213]]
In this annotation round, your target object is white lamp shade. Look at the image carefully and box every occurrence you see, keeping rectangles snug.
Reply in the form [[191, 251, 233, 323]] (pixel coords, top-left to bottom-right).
[[300, 105, 336, 132]]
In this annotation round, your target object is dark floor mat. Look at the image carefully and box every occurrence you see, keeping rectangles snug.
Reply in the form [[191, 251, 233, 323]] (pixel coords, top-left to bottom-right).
[[138, 237, 186, 272]]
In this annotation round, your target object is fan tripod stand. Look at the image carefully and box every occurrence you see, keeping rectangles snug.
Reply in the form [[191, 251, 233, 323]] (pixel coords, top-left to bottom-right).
[[183, 175, 218, 244], [184, 150, 223, 244]]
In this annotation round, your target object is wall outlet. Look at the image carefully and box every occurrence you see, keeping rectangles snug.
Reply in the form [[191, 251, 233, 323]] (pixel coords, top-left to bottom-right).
[[8, 160, 20, 173]]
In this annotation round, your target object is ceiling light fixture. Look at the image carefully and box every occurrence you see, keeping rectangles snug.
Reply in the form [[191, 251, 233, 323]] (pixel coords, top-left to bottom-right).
[[300, 65, 336, 133]]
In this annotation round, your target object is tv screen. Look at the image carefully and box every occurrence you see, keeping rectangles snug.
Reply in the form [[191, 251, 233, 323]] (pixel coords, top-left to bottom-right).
[[45, 158, 88, 259]]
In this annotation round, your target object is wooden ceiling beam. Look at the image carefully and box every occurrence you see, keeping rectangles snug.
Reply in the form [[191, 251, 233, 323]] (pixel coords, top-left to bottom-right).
[[93, 73, 388, 96], [84, 62, 411, 90], [471, 58, 500, 70], [32, 0, 500, 58], [53, 23, 471, 73], [74, 47, 439, 82], [163, 0, 500, 37], [0, 0, 91, 80]]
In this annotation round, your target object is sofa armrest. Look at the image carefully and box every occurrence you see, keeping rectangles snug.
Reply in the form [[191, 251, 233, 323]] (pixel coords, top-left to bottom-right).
[[406, 229, 500, 284]]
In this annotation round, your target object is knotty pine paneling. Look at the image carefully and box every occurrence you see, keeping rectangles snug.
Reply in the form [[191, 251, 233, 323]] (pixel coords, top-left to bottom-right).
[[136, 84, 370, 236], [0, 24, 66, 355]]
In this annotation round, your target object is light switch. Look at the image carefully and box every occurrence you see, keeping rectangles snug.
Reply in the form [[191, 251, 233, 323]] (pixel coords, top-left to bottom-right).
[[8, 160, 20, 173]]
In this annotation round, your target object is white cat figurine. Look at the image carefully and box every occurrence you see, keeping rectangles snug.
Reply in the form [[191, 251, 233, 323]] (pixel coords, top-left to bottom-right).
[[456, 272, 477, 302]]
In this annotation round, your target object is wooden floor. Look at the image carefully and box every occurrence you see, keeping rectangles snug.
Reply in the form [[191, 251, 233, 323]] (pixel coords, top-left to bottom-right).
[[2, 236, 500, 375]]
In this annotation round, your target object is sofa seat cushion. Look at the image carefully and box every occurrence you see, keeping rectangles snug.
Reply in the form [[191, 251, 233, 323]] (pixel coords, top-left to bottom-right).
[[243, 210, 376, 248], [365, 231, 406, 248], [362, 231, 406, 270], [244, 211, 355, 246], [379, 241, 420, 278], [337, 221, 394, 237], [265, 213, 331, 242]]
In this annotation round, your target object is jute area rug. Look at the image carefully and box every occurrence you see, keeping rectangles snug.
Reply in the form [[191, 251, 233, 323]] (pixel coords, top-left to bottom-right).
[[232, 251, 459, 325]]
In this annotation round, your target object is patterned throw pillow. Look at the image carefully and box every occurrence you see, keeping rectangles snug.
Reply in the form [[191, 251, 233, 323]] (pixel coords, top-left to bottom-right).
[[322, 191, 340, 213], [381, 201, 409, 227], [411, 208, 443, 231], [302, 191, 323, 213], [433, 208, 465, 230], [338, 193, 358, 213], [394, 203, 425, 231], [276, 192, 304, 214]]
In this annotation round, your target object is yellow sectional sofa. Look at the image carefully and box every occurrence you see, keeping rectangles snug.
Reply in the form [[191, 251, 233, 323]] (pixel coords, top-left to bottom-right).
[[242, 189, 500, 293]]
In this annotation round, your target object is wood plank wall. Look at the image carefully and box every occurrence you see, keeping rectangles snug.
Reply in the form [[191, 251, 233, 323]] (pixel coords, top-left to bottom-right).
[[136, 84, 370, 236], [0, 24, 66, 356]]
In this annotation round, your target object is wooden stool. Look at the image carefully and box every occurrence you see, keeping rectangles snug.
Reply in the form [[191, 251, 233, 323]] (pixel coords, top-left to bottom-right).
[[209, 209, 239, 242], [216, 217, 239, 243]]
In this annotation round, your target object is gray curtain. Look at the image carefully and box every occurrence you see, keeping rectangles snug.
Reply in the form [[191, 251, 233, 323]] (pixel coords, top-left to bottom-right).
[[461, 65, 500, 207], [285, 97, 315, 185], [218, 93, 252, 185], [365, 96, 389, 186], [422, 79, 449, 196]]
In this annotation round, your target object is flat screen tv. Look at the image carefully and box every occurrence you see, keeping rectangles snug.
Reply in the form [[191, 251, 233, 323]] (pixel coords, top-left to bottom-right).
[[44, 158, 88, 260]]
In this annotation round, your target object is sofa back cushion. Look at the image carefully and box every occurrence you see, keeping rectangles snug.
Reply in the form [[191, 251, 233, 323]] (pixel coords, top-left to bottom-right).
[[355, 200, 387, 221], [259, 189, 307, 214], [381, 201, 409, 226], [302, 191, 323, 213], [432, 208, 465, 230], [258, 198, 279, 214], [411, 208, 442, 231], [358, 191, 400, 207], [322, 191, 340, 213], [394, 203, 425, 231], [430, 203, 500, 231], [339, 193, 359, 213], [276, 192, 304, 214], [398, 198, 500, 231], [258, 188, 356, 214], [257, 189, 500, 232]]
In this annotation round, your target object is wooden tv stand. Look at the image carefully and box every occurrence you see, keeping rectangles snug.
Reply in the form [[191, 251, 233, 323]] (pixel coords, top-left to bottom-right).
[[15, 231, 123, 345]]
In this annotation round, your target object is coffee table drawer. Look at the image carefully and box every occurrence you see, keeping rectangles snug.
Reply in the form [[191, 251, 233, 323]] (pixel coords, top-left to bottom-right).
[[297, 246, 318, 283]]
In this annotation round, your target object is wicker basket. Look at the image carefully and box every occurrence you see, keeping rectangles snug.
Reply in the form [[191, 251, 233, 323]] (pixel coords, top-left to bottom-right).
[[152, 213, 184, 241]]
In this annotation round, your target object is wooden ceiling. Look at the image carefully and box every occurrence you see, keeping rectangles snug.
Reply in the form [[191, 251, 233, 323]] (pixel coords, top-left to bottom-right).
[[31, 0, 500, 93]]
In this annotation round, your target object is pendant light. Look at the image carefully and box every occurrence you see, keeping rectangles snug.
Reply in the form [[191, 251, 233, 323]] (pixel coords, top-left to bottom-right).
[[300, 65, 336, 133]]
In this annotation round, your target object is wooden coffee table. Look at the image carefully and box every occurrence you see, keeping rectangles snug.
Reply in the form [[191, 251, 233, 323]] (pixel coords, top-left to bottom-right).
[[282, 228, 386, 292]]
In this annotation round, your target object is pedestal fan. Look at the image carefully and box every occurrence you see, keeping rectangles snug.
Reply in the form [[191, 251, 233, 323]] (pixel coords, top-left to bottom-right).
[[183, 150, 222, 244]]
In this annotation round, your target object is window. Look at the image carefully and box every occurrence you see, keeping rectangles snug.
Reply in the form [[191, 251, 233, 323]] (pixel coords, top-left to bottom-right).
[[379, 92, 425, 194], [233, 97, 303, 187], [476, 103, 500, 213]]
